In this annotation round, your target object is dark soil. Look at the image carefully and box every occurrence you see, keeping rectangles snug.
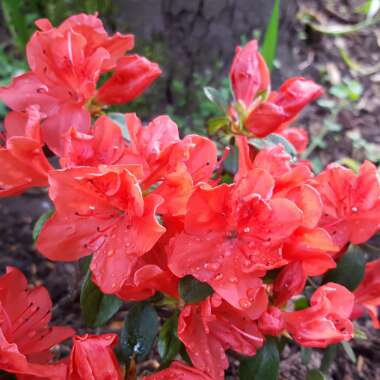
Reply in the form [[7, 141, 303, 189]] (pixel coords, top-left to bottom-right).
[[1, 0, 380, 379]]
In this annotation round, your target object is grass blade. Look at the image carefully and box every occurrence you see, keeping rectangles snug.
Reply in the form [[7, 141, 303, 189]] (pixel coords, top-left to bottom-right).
[[260, 0, 281, 71]]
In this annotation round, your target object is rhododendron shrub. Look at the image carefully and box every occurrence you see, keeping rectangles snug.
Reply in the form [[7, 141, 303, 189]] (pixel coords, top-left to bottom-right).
[[0, 13, 380, 380]]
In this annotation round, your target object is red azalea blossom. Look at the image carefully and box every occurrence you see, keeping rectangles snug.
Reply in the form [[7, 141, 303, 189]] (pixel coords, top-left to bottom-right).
[[273, 262, 306, 307], [258, 306, 285, 336], [169, 166, 304, 315], [60, 115, 126, 168], [277, 127, 309, 153], [0, 14, 159, 154], [229, 40, 269, 109], [0, 267, 74, 379], [142, 361, 212, 380], [178, 294, 263, 380], [0, 106, 52, 197], [68, 334, 122, 380], [284, 282, 354, 347], [315, 161, 380, 248], [229, 40, 323, 137], [352, 259, 380, 328], [36, 165, 165, 294]]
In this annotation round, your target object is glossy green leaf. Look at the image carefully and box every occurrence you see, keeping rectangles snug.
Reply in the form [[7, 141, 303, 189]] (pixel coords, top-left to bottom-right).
[[80, 269, 123, 327], [307, 369, 327, 380], [203, 86, 228, 111], [108, 112, 130, 140], [260, 0, 281, 71], [33, 210, 54, 241], [354, 327, 368, 340], [294, 296, 309, 311], [120, 302, 159, 362], [249, 133, 297, 158], [301, 347, 312, 365], [341, 341, 356, 363], [207, 116, 229, 134], [179, 275, 214, 304], [157, 312, 182, 367], [323, 245, 365, 291], [320, 344, 338, 373], [239, 337, 280, 380]]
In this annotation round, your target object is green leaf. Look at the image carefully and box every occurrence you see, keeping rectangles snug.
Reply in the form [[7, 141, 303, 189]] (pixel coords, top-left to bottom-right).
[[307, 369, 327, 380], [203, 86, 228, 111], [239, 337, 280, 380], [120, 302, 159, 362], [108, 112, 130, 140], [301, 347, 312, 365], [1, 0, 30, 51], [249, 133, 297, 158], [179, 275, 214, 304], [157, 312, 182, 367], [207, 116, 229, 134], [33, 210, 54, 241], [80, 269, 123, 327], [323, 245, 365, 291], [341, 341, 356, 363], [330, 79, 363, 101], [223, 145, 238, 174], [320, 344, 338, 373], [260, 0, 281, 71], [354, 327, 368, 340]]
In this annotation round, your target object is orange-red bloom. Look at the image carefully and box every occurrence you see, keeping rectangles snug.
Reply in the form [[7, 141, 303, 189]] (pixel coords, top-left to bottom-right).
[[229, 40, 323, 137], [0, 14, 159, 155], [0, 267, 74, 379], [352, 259, 380, 328], [230, 40, 269, 109], [315, 161, 380, 248], [36, 165, 165, 294], [169, 167, 303, 315], [142, 361, 212, 380], [67, 334, 122, 380], [0, 106, 52, 197], [284, 282, 354, 347], [178, 294, 263, 380]]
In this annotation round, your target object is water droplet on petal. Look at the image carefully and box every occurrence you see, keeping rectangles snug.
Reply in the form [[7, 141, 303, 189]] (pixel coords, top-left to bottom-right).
[[239, 298, 252, 309]]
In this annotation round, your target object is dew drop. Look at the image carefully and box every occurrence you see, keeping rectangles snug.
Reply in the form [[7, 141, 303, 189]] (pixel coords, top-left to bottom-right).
[[239, 298, 252, 309]]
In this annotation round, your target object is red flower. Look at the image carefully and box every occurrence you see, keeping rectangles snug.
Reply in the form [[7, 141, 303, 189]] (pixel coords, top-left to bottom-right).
[[0, 14, 159, 155], [258, 306, 285, 336], [142, 361, 212, 380], [0, 267, 74, 379], [68, 334, 122, 380], [96, 55, 161, 105], [229, 40, 269, 108], [273, 262, 306, 307], [277, 127, 308, 153], [60, 115, 126, 168], [116, 243, 179, 302], [169, 167, 303, 315], [282, 228, 337, 276], [352, 259, 380, 328], [244, 77, 323, 137], [0, 106, 52, 197], [315, 161, 380, 248], [178, 294, 263, 380], [284, 282, 354, 347], [123, 113, 217, 217], [229, 40, 323, 137], [36, 165, 165, 294]]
